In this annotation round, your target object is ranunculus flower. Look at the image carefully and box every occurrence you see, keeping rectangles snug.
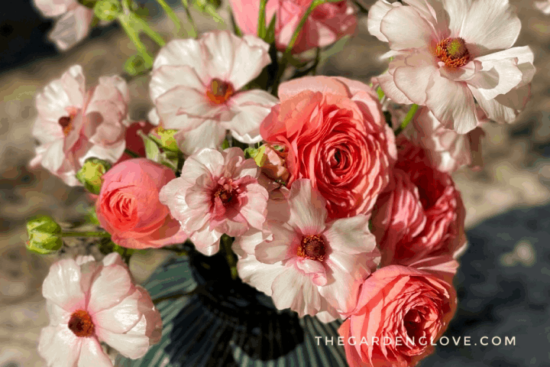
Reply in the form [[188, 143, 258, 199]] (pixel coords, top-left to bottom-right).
[[159, 148, 269, 256], [536, 0, 550, 14], [408, 106, 486, 173], [33, 0, 94, 50], [229, 0, 357, 54], [237, 179, 380, 322], [149, 31, 278, 155], [371, 137, 466, 272], [96, 158, 188, 249], [260, 76, 396, 219], [368, 0, 535, 134], [30, 65, 129, 186], [38, 253, 162, 367], [339, 265, 457, 367]]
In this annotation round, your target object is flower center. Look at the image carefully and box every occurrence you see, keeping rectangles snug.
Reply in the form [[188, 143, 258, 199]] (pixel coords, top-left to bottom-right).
[[297, 235, 327, 261], [68, 310, 94, 337], [214, 182, 235, 205], [206, 78, 234, 104], [435, 37, 470, 68], [58, 115, 74, 136]]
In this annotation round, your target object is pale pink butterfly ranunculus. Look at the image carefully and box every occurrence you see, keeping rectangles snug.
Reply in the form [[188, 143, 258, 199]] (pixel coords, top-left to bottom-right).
[[159, 148, 269, 256], [38, 253, 162, 367], [149, 31, 278, 156], [33, 0, 94, 50], [31, 65, 130, 186], [536, 0, 550, 14], [408, 106, 487, 173], [236, 179, 380, 322], [369, 0, 535, 134]]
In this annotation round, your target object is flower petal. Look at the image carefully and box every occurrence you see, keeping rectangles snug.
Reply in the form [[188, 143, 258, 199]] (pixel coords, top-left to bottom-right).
[[87, 264, 134, 314], [42, 259, 86, 311], [380, 6, 434, 50], [38, 325, 82, 367], [77, 337, 113, 367], [174, 120, 227, 156], [287, 179, 327, 235], [323, 215, 376, 255]]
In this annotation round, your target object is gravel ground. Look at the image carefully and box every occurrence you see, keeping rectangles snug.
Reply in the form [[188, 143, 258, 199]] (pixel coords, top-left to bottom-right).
[[1, 1, 550, 366]]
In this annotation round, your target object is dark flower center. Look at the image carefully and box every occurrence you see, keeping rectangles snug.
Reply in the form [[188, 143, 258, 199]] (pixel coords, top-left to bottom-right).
[[214, 182, 235, 205], [435, 37, 470, 68], [68, 310, 94, 337], [206, 78, 234, 104], [297, 235, 327, 261], [58, 115, 74, 136]]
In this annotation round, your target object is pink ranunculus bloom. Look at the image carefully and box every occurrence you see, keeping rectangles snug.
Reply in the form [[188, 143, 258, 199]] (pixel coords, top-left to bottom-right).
[[368, 0, 535, 134], [371, 137, 466, 276], [96, 158, 188, 249], [33, 0, 94, 50], [237, 179, 380, 322], [230, 0, 357, 54], [159, 148, 269, 256], [339, 265, 457, 367], [276, 0, 357, 54], [30, 65, 129, 186], [149, 31, 278, 156], [408, 106, 487, 173], [38, 253, 162, 367], [536, 1, 550, 14], [260, 76, 396, 220]]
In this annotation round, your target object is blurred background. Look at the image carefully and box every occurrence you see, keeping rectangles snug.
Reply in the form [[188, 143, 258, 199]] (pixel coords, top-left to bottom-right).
[[1, 0, 550, 366]]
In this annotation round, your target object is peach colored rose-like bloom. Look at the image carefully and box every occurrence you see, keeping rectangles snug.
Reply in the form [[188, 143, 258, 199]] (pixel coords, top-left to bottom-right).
[[96, 159, 188, 249], [31, 65, 129, 186], [230, 0, 357, 54], [260, 76, 396, 220], [236, 179, 380, 322], [159, 148, 269, 256], [369, 0, 535, 134], [339, 265, 457, 367], [38, 253, 162, 367], [408, 106, 486, 173], [149, 31, 278, 155], [33, 0, 94, 50], [371, 138, 466, 276]]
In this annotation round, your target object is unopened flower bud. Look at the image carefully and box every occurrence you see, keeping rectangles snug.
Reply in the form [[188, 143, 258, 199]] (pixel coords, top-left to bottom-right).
[[149, 126, 179, 152], [26, 215, 63, 254], [94, 0, 122, 22], [76, 158, 111, 195], [261, 145, 289, 183]]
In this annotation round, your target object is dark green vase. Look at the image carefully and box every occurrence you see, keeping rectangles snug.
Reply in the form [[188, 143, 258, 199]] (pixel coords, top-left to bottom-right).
[[116, 245, 348, 367]]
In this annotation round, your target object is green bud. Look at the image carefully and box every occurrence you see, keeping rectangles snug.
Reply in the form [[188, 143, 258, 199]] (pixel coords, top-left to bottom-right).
[[124, 54, 152, 76], [26, 215, 63, 255], [94, 0, 122, 22], [76, 158, 111, 195], [244, 146, 267, 167], [149, 127, 179, 152]]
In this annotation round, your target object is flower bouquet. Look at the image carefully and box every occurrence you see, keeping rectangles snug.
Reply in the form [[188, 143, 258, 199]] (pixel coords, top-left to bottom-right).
[[27, 0, 535, 366]]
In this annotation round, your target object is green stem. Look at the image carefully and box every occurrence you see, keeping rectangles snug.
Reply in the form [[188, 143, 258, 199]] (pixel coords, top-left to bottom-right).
[[155, 0, 183, 37], [283, 0, 322, 56], [60, 231, 111, 238], [131, 13, 166, 47], [118, 14, 154, 66], [395, 104, 419, 135], [221, 235, 238, 280], [124, 148, 141, 158], [271, 0, 322, 95], [258, 0, 268, 39], [181, 0, 197, 38]]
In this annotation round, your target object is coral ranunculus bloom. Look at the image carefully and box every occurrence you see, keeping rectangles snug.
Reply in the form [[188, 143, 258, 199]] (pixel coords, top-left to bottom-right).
[[96, 159, 188, 249], [371, 138, 466, 276], [339, 265, 457, 367], [260, 76, 396, 220]]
